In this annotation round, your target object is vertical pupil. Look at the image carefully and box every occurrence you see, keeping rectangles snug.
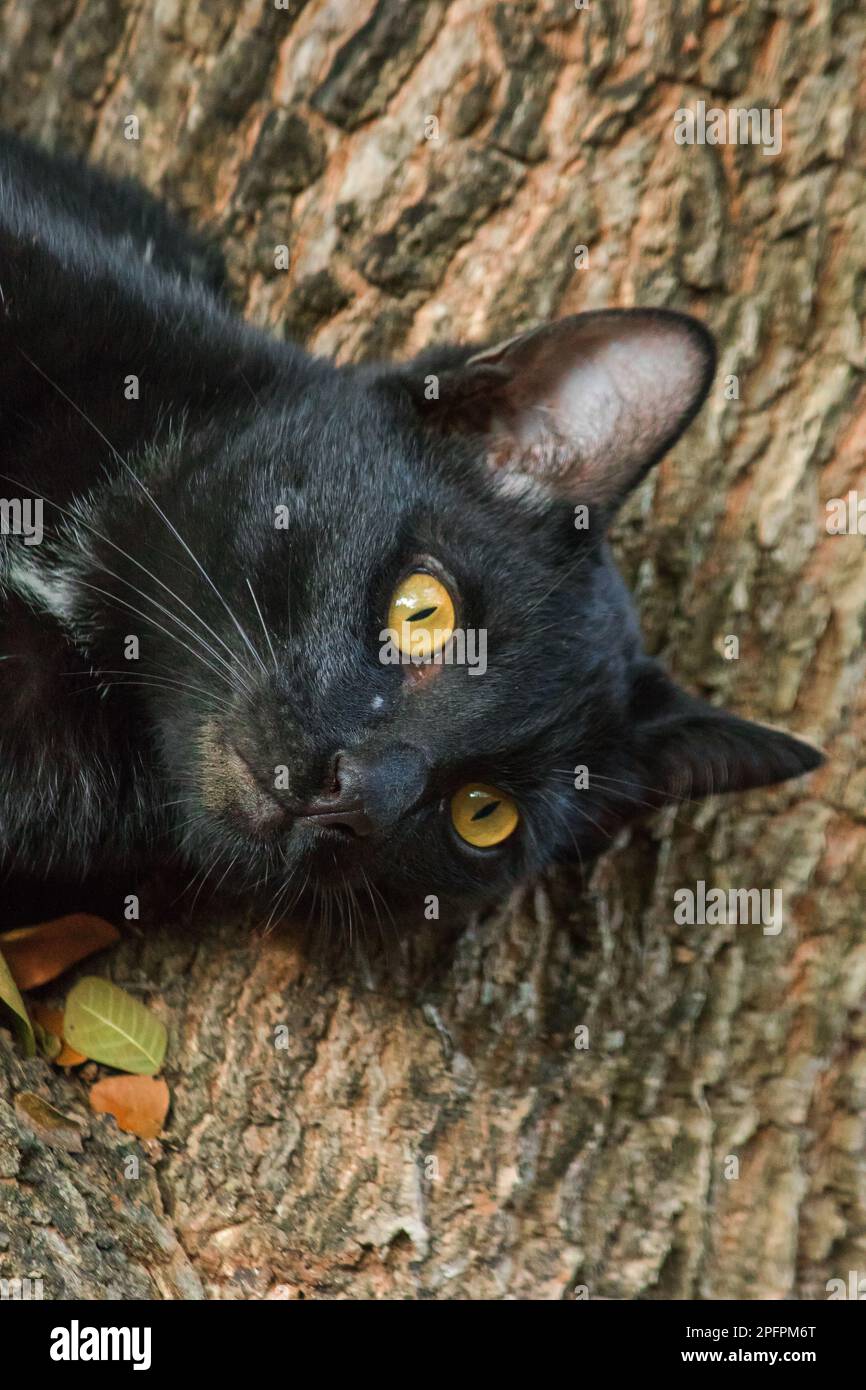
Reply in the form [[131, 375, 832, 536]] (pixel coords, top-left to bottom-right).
[[409, 604, 437, 623], [471, 800, 500, 822]]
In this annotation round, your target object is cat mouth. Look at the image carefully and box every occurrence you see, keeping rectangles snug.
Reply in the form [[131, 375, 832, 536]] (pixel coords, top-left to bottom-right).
[[294, 801, 373, 837]]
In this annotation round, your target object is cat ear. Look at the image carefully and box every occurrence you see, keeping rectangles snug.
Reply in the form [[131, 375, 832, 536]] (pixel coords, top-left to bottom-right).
[[628, 666, 823, 806], [405, 309, 715, 512]]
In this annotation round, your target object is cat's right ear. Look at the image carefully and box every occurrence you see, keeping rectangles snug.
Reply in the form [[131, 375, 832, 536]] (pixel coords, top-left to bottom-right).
[[625, 664, 824, 807], [399, 309, 716, 516]]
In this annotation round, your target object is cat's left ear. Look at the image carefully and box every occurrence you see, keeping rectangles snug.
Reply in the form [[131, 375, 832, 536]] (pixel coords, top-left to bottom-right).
[[404, 308, 715, 513]]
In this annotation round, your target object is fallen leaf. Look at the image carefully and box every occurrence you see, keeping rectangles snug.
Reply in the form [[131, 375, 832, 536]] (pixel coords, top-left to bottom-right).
[[31, 1003, 87, 1066], [89, 1075, 170, 1139], [14, 1091, 86, 1151], [33, 1021, 62, 1061], [0, 914, 120, 991], [0, 947, 35, 1057], [63, 977, 167, 1074]]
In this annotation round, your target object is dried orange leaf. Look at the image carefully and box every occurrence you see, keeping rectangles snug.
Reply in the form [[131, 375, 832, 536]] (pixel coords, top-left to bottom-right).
[[31, 1003, 87, 1067], [0, 914, 120, 991], [89, 1075, 170, 1140]]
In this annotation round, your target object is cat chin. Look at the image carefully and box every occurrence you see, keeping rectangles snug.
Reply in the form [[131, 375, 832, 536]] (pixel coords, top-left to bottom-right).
[[175, 812, 374, 888], [175, 814, 512, 917]]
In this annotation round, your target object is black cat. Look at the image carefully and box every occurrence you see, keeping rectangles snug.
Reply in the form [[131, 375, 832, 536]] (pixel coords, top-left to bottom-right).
[[0, 131, 821, 921]]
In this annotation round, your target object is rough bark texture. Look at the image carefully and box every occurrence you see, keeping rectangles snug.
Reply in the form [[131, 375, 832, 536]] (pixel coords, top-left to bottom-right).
[[1, 0, 864, 1301]]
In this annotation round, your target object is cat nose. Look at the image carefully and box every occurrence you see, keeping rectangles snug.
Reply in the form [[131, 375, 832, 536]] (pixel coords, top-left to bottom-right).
[[298, 744, 428, 837]]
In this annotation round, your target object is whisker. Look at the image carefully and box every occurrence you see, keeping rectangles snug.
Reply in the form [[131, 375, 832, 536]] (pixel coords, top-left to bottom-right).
[[63, 669, 235, 715], [73, 578, 248, 700], [0, 468, 256, 700], [522, 550, 593, 624], [246, 577, 279, 676], [14, 348, 269, 677]]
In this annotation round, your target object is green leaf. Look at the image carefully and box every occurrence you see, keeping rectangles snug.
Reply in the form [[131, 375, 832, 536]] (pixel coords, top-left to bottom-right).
[[64, 977, 167, 1075], [0, 947, 35, 1057], [33, 1021, 62, 1061]]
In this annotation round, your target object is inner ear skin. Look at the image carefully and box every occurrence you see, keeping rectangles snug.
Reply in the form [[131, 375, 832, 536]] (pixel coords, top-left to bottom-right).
[[398, 308, 717, 514]]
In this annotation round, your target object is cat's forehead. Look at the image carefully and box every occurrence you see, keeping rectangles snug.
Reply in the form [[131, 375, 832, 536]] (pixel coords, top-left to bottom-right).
[[224, 380, 602, 620], [225, 381, 429, 515]]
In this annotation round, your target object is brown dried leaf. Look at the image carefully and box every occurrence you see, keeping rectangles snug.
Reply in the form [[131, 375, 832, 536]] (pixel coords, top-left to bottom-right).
[[0, 914, 120, 991], [89, 1075, 170, 1140], [14, 1091, 87, 1152]]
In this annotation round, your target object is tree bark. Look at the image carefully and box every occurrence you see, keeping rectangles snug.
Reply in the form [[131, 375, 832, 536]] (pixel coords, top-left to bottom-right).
[[1, 0, 864, 1300]]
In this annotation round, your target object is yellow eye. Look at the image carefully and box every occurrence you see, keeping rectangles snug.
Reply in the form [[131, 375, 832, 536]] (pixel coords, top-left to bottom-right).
[[388, 571, 455, 660], [451, 783, 519, 848]]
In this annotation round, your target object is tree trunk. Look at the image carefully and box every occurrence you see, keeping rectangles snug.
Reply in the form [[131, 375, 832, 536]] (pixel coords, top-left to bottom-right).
[[1, 0, 864, 1301]]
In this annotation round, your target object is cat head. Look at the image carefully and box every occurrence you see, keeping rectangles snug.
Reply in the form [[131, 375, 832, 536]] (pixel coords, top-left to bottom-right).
[[87, 308, 822, 918]]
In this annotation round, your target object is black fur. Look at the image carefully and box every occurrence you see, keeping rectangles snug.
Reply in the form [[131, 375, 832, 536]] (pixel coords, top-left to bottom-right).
[[0, 133, 822, 921]]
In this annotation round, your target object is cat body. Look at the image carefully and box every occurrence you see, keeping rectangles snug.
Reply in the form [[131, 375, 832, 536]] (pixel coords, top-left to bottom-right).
[[0, 131, 821, 916]]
